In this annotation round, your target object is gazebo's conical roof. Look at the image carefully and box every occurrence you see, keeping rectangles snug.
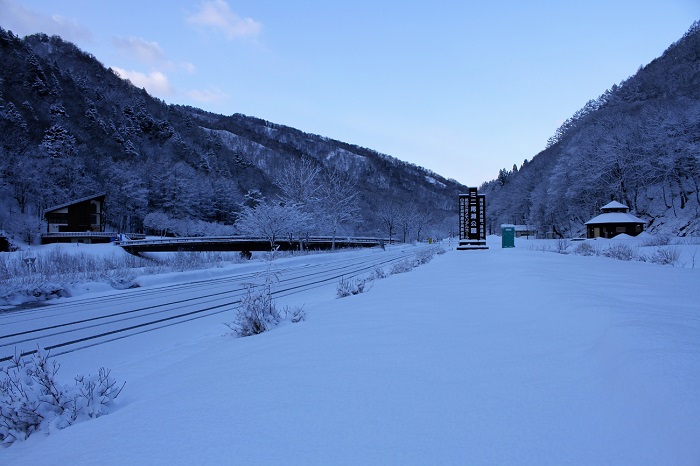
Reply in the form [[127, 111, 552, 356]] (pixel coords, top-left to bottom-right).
[[600, 201, 628, 211]]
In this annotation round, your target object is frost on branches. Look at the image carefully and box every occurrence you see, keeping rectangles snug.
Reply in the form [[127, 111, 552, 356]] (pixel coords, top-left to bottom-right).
[[0, 349, 124, 446]]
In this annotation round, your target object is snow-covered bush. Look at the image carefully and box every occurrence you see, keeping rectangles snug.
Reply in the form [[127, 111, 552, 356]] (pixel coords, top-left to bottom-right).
[[647, 247, 682, 266], [288, 306, 307, 323], [225, 265, 304, 336], [0, 349, 123, 446], [388, 246, 445, 275], [414, 249, 433, 265], [370, 265, 387, 280], [556, 239, 570, 254], [603, 244, 638, 261], [0, 248, 247, 306], [573, 242, 599, 256], [228, 282, 283, 337], [336, 275, 373, 298], [390, 259, 415, 274]]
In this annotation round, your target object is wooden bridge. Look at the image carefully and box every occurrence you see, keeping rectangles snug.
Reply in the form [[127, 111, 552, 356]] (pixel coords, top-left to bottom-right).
[[116, 236, 391, 256]]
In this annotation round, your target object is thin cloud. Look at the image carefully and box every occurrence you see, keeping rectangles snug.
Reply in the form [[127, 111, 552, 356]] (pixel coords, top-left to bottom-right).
[[186, 87, 230, 104], [112, 36, 167, 66], [112, 67, 174, 96], [0, 0, 92, 42], [180, 62, 197, 74], [186, 0, 262, 40]]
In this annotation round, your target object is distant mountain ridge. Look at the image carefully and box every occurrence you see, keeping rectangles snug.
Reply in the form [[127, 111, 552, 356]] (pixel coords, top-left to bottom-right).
[[0, 27, 464, 239], [482, 21, 700, 237]]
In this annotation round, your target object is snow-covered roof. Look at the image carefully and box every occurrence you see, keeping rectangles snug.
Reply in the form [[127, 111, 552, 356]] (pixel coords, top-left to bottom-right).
[[585, 212, 645, 225], [601, 201, 628, 211], [45, 193, 106, 213], [500, 224, 534, 230]]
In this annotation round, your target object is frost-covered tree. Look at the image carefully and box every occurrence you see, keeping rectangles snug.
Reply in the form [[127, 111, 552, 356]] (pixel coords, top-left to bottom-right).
[[40, 125, 76, 159], [104, 163, 149, 233], [274, 157, 322, 247], [235, 201, 309, 250], [143, 211, 174, 236]]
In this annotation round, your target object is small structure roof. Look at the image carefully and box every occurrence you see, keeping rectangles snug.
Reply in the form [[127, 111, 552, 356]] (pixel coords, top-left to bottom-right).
[[585, 212, 645, 225], [601, 201, 628, 210]]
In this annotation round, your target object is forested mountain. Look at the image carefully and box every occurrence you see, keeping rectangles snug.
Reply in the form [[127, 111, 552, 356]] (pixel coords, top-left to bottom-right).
[[482, 21, 700, 237], [0, 27, 464, 242]]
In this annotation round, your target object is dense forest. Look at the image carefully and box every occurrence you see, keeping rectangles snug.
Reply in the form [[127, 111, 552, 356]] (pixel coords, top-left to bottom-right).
[[0, 27, 464, 244], [482, 21, 700, 237]]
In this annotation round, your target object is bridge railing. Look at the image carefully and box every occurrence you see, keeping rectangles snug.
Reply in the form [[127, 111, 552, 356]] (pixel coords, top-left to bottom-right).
[[115, 235, 265, 246], [116, 235, 396, 247]]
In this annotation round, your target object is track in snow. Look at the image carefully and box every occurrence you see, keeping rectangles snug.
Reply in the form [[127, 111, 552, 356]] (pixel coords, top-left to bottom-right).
[[0, 247, 425, 364]]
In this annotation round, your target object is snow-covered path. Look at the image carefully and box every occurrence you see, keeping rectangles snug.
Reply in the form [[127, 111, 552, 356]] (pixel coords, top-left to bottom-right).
[[3, 241, 700, 465]]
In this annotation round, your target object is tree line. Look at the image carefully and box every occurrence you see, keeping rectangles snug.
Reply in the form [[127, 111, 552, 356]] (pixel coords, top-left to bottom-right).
[[482, 21, 700, 237], [0, 28, 460, 245]]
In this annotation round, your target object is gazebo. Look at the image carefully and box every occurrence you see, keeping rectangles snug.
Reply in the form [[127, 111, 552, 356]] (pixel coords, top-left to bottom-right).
[[585, 201, 645, 239]]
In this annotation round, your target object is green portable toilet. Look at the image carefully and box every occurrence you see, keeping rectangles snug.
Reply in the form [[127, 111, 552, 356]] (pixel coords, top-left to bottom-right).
[[501, 224, 515, 248]]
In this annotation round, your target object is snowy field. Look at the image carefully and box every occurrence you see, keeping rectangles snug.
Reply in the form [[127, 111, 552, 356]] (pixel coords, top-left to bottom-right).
[[2, 235, 700, 464]]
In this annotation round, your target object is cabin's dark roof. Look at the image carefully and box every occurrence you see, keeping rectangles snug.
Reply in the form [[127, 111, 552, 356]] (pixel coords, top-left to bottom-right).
[[45, 193, 106, 214]]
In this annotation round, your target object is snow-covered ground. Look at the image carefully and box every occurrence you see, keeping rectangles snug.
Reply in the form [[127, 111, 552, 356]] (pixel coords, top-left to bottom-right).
[[2, 236, 700, 464]]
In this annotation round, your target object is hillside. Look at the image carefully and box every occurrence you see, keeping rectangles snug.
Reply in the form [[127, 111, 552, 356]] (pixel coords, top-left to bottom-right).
[[482, 21, 700, 237], [0, 27, 464, 242]]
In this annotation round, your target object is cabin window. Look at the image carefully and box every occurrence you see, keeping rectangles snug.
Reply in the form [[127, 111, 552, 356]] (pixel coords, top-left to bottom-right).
[[90, 203, 98, 225], [47, 213, 69, 224]]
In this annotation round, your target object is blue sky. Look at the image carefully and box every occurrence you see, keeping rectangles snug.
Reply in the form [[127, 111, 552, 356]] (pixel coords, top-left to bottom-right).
[[1, 0, 698, 186]]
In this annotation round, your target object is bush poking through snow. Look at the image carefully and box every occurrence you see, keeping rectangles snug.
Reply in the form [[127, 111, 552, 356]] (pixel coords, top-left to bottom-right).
[[228, 282, 284, 337], [226, 286, 305, 336], [0, 248, 249, 306], [0, 349, 124, 446], [224, 265, 305, 336], [336, 246, 444, 298], [602, 243, 638, 261], [288, 306, 307, 323], [389, 246, 445, 275], [556, 239, 570, 254], [573, 242, 599, 256], [336, 276, 374, 298], [390, 259, 415, 274], [370, 265, 387, 280], [648, 247, 682, 266]]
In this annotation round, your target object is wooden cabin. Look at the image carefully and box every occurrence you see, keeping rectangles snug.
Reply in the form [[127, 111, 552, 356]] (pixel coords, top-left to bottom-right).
[[42, 194, 110, 244], [585, 201, 645, 239]]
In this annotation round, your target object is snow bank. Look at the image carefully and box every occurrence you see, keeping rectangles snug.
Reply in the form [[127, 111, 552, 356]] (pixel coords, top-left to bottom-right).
[[2, 242, 700, 464]]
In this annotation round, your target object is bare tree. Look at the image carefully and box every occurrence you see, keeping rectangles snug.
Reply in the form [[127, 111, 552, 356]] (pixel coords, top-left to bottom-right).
[[412, 208, 434, 242], [318, 168, 360, 249], [398, 204, 418, 243], [376, 201, 401, 243], [275, 157, 322, 208]]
